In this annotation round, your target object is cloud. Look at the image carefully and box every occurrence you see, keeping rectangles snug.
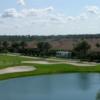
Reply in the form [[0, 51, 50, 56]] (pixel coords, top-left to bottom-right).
[[17, 0, 26, 6], [86, 5, 99, 14], [1, 6, 54, 19], [0, 1, 100, 35], [1, 8, 19, 18], [44, 6, 54, 12], [0, 5, 99, 22], [67, 16, 75, 21], [21, 6, 54, 17], [0, 20, 4, 24], [76, 13, 88, 20]]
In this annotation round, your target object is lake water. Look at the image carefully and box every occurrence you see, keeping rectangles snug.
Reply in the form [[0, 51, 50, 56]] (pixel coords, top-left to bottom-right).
[[0, 73, 100, 100]]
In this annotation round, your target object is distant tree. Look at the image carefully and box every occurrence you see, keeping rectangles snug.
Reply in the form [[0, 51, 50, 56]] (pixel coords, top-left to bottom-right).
[[88, 51, 100, 62], [19, 41, 27, 49], [0, 41, 2, 53], [2, 41, 9, 48], [2, 41, 9, 53], [0, 41, 2, 48], [73, 40, 91, 59], [37, 42, 51, 57], [11, 42, 19, 53], [96, 43, 100, 48], [18, 41, 27, 55]]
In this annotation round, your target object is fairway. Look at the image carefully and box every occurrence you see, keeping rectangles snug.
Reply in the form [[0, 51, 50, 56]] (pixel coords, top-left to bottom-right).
[[0, 54, 35, 69], [0, 54, 100, 80]]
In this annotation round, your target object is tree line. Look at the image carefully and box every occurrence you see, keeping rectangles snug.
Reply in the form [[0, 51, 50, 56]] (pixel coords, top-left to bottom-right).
[[72, 40, 100, 62], [0, 41, 56, 57], [0, 39, 100, 62], [0, 34, 100, 42]]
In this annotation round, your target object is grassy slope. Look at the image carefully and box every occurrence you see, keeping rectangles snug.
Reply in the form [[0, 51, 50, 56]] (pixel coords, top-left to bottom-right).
[[0, 54, 34, 69], [0, 54, 100, 80]]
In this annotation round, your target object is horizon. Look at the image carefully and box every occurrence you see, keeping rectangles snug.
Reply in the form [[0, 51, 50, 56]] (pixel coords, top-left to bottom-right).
[[0, 33, 100, 37], [0, 0, 100, 35]]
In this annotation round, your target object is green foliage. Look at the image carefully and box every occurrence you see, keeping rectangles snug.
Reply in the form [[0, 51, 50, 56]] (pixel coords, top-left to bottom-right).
[[88, 52, 100, 62], [37, 42, 51, 57], [11, 42, 20, 53], [73, 40, 91, 59], [0, 34, 100, 42], [96, 43, 100, 48], [19, 41, 27, 49]]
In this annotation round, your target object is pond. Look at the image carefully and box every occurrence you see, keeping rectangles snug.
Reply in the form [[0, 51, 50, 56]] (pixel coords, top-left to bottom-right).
[[0, 73, 100, 100]]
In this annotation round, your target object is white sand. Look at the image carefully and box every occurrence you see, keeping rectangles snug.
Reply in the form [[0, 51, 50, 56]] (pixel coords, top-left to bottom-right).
[[22, 60, 97, 66], [0, 66, 36, 75], [20, 56, 41, 59], [22, 61, 52, 64], [66, 62, 97, 66], [22, 61, 64, 64]]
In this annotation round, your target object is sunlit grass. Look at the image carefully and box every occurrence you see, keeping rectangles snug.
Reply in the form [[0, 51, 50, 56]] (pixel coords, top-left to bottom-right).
[[0, 54, 100, 80]]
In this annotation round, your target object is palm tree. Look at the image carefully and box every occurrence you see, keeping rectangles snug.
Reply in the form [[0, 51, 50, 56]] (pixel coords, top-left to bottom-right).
[[19, 41, 27, 49], [73, 40, 91, 59], [11, 42, 19, 53], [37, 42, 51, 56], [18, 41, 27, 55], [96, 43, 100, 48], [0, 41, 2, 53], [2, 41, 9, 53]]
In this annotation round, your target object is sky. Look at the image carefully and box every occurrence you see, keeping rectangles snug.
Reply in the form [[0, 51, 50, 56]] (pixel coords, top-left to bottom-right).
[[0, 0, 100, 35]]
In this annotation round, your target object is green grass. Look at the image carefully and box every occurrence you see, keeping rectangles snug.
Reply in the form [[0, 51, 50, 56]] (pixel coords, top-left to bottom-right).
[[0, 54, 34, 69], [0, 54, 100, 80]]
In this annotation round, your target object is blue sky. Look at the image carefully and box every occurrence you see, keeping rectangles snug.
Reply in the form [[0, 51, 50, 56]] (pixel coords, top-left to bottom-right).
[[0, 0, 100, 35], [1, 0, 100, 15]]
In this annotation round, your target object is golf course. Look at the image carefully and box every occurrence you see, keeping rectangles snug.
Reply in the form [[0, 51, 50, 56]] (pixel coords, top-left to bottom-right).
[[0, 54, 99, 80]]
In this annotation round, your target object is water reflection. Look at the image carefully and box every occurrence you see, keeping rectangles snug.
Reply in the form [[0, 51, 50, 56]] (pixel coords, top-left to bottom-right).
[[0, 74, 100, 100], [78, 73, 90, 90], [96, 90, 100, 100]]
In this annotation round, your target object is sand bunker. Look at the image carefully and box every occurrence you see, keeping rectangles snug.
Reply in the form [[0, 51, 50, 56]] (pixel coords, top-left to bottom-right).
[[22, 61, 63, 64], [0, 66, 36, 75], [22, 61, 52, 64], [66, 62, 97, 66], [22, 60, 97, 66]]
